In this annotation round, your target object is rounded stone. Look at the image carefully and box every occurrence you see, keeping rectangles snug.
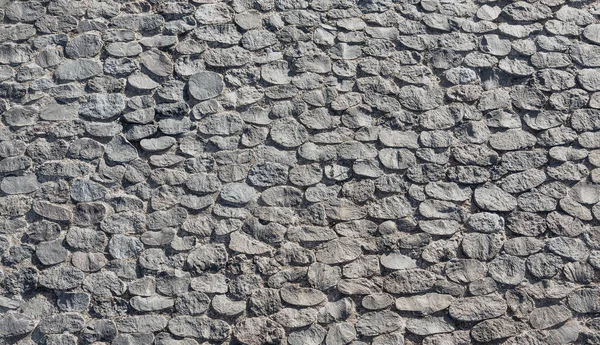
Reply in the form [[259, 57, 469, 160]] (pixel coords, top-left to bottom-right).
[[220, 183, 256, 204], [188, 71, 224, 101], [270, 118, 309, 148]]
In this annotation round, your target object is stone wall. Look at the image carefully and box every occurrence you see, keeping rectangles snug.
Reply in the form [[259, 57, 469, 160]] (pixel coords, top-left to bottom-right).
[[1, 0, 600, 344]]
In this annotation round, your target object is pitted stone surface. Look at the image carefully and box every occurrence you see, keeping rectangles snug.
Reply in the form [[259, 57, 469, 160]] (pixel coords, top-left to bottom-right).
[[2, 1, 600, 344]]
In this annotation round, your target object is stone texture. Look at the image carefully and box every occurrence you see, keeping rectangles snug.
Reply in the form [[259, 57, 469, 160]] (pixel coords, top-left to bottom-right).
[[0, 3, 595, 345]]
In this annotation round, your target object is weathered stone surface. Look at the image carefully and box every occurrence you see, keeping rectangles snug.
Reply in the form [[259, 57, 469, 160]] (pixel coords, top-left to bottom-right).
[[188, 71, 223, 101], [445, 259, 488, 283], [474, 183, 517, 212], [315, 238, 362, 265], [356, 310, 405, 336], [395, 293, 454, 315], [168, 316, 229, 340], [65, 34, 103, 58], [489, 255, 526, 285], [380, 252, 417, 270], [529, 305, 571, 329], [449, 294, 507, 322], [406, 316, 455, 336], [280, 284, 326, 307], [38, 265, 84, 290], [233, 317, 285, 345], [0, 313, 38, 337], [384, 269, 437, 294], [0, 2, 597, 344], [398, 86, 444, 111], [140, 49, 173, 77], [55, 59, 102, 81], [36, 239, 69, 265], [470, 317, 522, 342], [80, 93, 126, 120], [270, 118, 308, 148], [116, 315, 168, 334], [1, 174, 40, 194]]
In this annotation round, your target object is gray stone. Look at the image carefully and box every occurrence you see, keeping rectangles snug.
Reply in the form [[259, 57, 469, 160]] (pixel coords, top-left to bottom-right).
[[198, 112, 243, 136], [474, 183, 517, 212], [117, 315, 168, 334], [212, 294, 246, 316], [33, 201, 72, 221], [38, 265, 84, 290], [490, 129, 537, 151], [108, 234, 143, 259], [470, 318, 522, 342], [489, 255, 526, 285], [35, 239, 68, 265], [0, 313, 38, 338], [242, 30, 277, 50], [449, 294, 507, 322], [466, 212, 504, 233], [106, 42, 143, 57], [570, 42, 600, 67], [507, 211, 547, 236], [289, 325, 326, 345], [0, 174, 40, 194], [65, 33, 103, 58], [395, 293, 454, 315], [55, 59, 102, 81], [191, 274, 228, 294], [147, 207, 187, 230], [272, 308, 317, 328], [398, 85, 444, 111], [233, 317, 285, 345], [568, 287, 600, 313], [186, 173, 222, 194], [445, 259, 488, 283], [362, 293, 394, 311], [379, 252, 417, 270], [406, 316, 455, 336], [106, 135, 138, 163], [499, 169, 546, 194], [315, 238, 361, 265], [248, 162, 288, 187], [70, 179, 107, 202], [384, 269, 436, 294], [547, 237, 589, 261], [38, 313, 85, 334], [280, 284, 326, 307], [188, 71, 223, 101], [81, 319, 117, 343], [356, 310, 405, 337], [204, 46, 251, 67], [584, 24, 600, 44], [0, 1, 597, 341], [229, 230, 272, 255], [504, 237, 544, 257], [140, 49, 173, 77], [529, 305, 571, 329], [308, 262, 342, 290], [262, 60, 292, 85], [220, 183, 256, 204], [578, 69, 600, 91], [187, 244, 228, 272], [249, 288, 282, 316], [111, 333, 154, 345], [270, 118, 308, 148], [80, 93, 125, 120], [317, 298, 355, 324]]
